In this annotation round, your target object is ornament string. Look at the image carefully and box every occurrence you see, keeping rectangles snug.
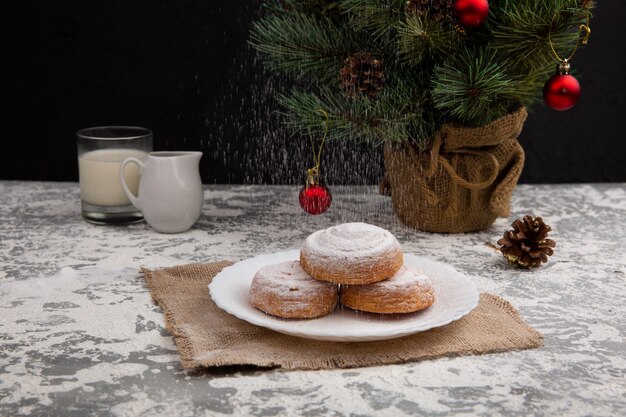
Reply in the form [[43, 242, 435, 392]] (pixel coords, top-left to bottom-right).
[[306, 109, 329, 185], [543, 12, 589, 111], [548, 13, 591, 65]]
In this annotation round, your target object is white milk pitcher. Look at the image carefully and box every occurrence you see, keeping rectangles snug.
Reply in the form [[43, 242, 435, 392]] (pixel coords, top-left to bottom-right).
[[119, 151, 203, 233]]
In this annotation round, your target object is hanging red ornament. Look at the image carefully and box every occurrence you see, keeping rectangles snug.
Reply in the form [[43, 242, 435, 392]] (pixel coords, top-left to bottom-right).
[[544, 14, 591, 111], [300, 109, 332, 215], [543, 61, 581, 111], [299, 181, 332, 215], [453, 0, 489, 28]]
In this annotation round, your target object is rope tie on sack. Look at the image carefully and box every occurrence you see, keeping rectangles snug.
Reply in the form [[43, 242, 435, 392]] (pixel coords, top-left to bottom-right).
[[426, 133, 500, 190], [409, 133, 500, 209]]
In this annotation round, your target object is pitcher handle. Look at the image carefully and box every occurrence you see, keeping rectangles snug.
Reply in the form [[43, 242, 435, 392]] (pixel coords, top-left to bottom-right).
[[120, 157, 144, 210]]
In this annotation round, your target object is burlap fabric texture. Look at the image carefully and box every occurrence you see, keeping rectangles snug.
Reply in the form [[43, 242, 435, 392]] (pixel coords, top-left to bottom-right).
[[382, 108, 528, 233], [142, 262, 543, 370]]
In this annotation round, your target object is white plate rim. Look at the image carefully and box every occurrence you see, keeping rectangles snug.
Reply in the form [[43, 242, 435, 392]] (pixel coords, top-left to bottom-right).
[[209, 250, 479, 342]]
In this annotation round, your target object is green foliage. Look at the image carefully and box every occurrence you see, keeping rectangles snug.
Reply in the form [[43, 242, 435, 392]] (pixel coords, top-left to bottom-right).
[[279, 79, 426, 145], [337, 0, 405, 39], [432, 48, 535, 126], [397, 15, 461, 66], [251, 0, 595, 146], [250, 13, 350, 82], [489, 0, 590, 71]]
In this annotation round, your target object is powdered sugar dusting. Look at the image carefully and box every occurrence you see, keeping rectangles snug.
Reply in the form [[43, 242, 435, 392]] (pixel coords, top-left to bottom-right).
[[340, 266, 435, 314], [305, 222, 400, 256], [250, 261, 336, 298], [301, 222, 402, 272], [382, 266, 433, 289]]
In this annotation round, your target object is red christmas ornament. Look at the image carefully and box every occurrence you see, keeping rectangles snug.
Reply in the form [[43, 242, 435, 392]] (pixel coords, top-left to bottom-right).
[[543, 61, 581, 111], [299, 183, 332, 215], [300, 109, 332, 215], [453, 0, 489, 28]]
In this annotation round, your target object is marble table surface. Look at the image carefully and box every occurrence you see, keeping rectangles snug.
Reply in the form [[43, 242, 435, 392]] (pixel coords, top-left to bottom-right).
[[1, 181, 625, 417]]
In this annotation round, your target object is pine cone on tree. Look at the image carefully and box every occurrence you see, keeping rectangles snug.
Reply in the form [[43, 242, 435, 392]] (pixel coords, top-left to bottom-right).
[[406, 0, 453, 21], [340, 53, 384, 99], [497, 215, 556, 268], [582, 0, 596, 11]]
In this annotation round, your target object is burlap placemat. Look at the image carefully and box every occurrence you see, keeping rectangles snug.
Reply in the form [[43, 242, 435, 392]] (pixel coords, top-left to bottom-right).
[[141, 262, 543, 370]]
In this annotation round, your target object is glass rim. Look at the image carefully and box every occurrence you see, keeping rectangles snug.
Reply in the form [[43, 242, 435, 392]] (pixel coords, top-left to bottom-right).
[[77, 126, 153, 141]]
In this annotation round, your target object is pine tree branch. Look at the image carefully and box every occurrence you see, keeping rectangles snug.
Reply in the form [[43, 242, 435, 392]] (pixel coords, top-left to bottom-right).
[[432, 48, 535, 126], [252, 0, 595, 143], [278, 82, 433, 146], [397, 15, 461, 65], [489, 0, 590, 72], [264, 0, 343, 14], [250, 13, 352, 81], [338, 0, 405, 39]]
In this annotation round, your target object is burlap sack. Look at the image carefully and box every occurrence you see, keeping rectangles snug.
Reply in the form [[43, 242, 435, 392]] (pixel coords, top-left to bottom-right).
[[382, 108, 527, 233]]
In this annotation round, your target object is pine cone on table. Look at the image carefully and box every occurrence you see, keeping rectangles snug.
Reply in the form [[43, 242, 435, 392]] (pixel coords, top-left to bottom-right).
[[340, 53, 384, 99], [406, 0, 453, 21], [497, 215, 556, 269]]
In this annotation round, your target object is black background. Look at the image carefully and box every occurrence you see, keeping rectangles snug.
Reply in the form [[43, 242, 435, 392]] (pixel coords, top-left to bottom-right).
[[2, 1, 625, 184]]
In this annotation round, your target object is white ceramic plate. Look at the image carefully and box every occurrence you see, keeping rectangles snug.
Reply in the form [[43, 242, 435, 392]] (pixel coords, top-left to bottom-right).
[[209, 250, 479, 342]]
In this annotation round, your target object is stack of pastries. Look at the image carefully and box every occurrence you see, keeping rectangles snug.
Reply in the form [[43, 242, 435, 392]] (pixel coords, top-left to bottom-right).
[[249, 222, 435, 319]]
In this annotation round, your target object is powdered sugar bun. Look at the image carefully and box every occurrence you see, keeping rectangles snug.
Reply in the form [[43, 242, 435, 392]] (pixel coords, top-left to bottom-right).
[[300, 222, 403, 285], [340, 266, 435, 314], [249, 261, 338, 319]]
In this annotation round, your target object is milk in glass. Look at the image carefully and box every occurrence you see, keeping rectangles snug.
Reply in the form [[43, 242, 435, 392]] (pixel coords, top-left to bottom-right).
[[79, 149, 147, 206]]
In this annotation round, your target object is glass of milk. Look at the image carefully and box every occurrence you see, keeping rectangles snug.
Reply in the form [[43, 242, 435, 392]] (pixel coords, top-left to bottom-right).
[[77, 126, 153, 224]]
